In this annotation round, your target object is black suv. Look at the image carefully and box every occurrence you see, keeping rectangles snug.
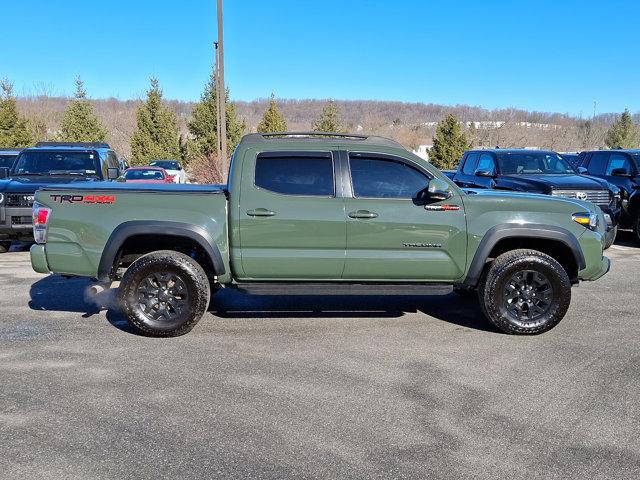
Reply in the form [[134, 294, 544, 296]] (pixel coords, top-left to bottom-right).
[[450, 149, 621, 248], [0, 142, 120, 252], [576, 150, 640, 244]]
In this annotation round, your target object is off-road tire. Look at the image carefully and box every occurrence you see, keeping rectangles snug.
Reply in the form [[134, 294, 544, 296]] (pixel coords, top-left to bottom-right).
[[477, 249, 571, 335], [0, 241, 12, 253], [604, 226, 617, 250], [118, 250, 210, 336]]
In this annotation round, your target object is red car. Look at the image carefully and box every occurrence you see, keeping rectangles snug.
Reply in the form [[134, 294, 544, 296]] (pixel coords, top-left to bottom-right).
[[123, 167, 174, 184]]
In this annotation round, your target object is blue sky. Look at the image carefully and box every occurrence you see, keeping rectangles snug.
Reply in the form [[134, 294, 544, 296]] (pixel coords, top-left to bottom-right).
[[2, 0, 639, 116]]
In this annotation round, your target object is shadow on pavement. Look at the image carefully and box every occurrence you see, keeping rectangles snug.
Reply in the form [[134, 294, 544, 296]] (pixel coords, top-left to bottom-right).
[[28, 275, 498, 335]]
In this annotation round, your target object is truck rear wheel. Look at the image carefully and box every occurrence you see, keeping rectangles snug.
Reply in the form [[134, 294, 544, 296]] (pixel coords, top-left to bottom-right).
[[0, 241, 11, 253], [477, 249, 571, 335], [118, 250, 210, 336]]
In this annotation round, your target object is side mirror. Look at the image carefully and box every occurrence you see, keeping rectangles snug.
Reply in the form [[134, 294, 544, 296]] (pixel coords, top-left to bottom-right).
[[0, 167, 9, 179], [577, 167, 588, 175], [426, 178, 453, 201], [611, 168, 632, 178], [475, 169, 495, 178], [107, 168, 119, 181]]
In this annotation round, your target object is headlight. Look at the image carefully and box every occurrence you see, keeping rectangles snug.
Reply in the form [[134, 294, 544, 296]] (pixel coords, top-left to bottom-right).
[[572, 212, 598, 231], [0, 193, 4, 204]]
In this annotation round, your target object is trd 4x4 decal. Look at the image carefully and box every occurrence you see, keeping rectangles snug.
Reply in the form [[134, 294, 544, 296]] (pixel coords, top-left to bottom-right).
[[50, 194, 116, 205]]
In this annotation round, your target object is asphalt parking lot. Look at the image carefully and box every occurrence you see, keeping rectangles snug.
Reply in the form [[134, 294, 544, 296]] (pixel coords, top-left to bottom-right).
[[1, 237, 639, 480]]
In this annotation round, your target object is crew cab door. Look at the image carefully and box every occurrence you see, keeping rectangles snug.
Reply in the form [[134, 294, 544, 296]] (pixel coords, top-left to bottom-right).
[[238, 151, 346, 279], [343, 152, 467, 281]]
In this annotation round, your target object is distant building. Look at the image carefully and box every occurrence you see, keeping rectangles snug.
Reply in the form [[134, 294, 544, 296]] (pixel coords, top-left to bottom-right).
[[413, 145, 432, 161]]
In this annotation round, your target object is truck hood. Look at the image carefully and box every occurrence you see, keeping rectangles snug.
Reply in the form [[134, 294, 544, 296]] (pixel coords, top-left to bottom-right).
[[497, 174, 610, 192], [462, 187, 598, 212], [0, 175, 99, 193]]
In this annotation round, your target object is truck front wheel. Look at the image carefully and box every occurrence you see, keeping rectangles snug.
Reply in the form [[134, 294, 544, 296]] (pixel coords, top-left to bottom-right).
[[118, 250, 211, 336], [0, 241, 11, 253], [477, 249, 571, 335]]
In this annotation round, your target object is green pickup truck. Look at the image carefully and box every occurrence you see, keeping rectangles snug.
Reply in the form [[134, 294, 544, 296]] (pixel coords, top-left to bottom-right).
[[30, 132, 610, 336]]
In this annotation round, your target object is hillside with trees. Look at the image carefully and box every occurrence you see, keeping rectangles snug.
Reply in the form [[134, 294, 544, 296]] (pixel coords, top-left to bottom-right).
[[9, 91, 640, 164]]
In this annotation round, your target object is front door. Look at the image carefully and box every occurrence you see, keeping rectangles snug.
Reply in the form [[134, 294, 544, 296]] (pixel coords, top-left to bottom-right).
[[238, 151, 346, 279], [343, 153, 467, 281]]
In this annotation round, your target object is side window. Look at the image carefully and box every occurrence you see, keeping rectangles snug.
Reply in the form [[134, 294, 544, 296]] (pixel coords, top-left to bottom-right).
[[254, 155, 334, 196], [461, 153, 480, 175], [476, 153, 496, 174], [586, 152, 609, 175], [350, 157, 429, 199], [606, 153, 632, 175]]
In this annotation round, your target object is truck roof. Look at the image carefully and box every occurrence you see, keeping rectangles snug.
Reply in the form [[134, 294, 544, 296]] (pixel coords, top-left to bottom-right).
[[23, 142, 113, 153], [240, 132, 405, 149]]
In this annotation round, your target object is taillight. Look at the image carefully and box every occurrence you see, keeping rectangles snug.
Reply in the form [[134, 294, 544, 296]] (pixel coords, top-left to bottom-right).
[[32, 201, 51, 244]]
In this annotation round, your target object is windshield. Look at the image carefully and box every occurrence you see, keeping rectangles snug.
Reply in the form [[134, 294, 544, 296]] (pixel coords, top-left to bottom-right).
[[496, 152, 576, 175], [12, 150, 99, 176], [124, 169, 165, 180], [150, 160, 179, 170], [0, 154, 17, 169]]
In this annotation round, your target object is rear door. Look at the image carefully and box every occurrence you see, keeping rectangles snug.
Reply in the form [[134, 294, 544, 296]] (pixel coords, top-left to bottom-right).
[[238, 151, 346, 279], [343, 152, 467, 281]]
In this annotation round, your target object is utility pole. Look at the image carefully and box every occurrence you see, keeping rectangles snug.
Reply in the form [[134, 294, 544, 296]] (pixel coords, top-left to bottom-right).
[[216, 0, 228, 179], [214, 41, 222, 160]]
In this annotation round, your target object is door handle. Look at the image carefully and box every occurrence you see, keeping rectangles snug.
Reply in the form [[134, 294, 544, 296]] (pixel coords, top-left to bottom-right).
[[348, 210, 378, 219], [246, 208, 276, 217]]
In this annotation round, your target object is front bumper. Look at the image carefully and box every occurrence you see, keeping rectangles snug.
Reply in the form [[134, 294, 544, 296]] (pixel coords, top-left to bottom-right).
[[30, 244, 50, 274], [0, 206, 33, 240], [586, 256, 611, 281]]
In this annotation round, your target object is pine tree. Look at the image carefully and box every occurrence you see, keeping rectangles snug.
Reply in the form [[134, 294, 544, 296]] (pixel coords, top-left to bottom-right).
[[312, 100, 345, 133], [187, 69, 246, 159], [257, 94, 288, 133], [59, 77, 107, 143], [0, 80, 34, 148], [604, 109, 639, 149], [429, 114, 471, 170], [130, 78, 181, 166]]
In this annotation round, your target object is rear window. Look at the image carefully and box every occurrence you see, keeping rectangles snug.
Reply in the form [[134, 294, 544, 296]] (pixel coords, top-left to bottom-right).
[[13, 150, 99, 176], [124, 169, 165, 180], [255, 156, 334, 196], [150, 160, 180, 170]]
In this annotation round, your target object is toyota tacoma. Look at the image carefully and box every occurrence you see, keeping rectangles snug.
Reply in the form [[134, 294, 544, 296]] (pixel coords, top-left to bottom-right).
[[30, 133, 610, 336]]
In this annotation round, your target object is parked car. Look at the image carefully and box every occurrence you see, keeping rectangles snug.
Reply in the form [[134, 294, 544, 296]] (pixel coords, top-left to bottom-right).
[[149, 160, 186, 183], [450, 149, 621, 248], [0, 149, 21, 171], [123, 167, 175, 184], [575, 150, 640, 245], [31, 132, 609, 336], [0, 142, 120, 252]]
